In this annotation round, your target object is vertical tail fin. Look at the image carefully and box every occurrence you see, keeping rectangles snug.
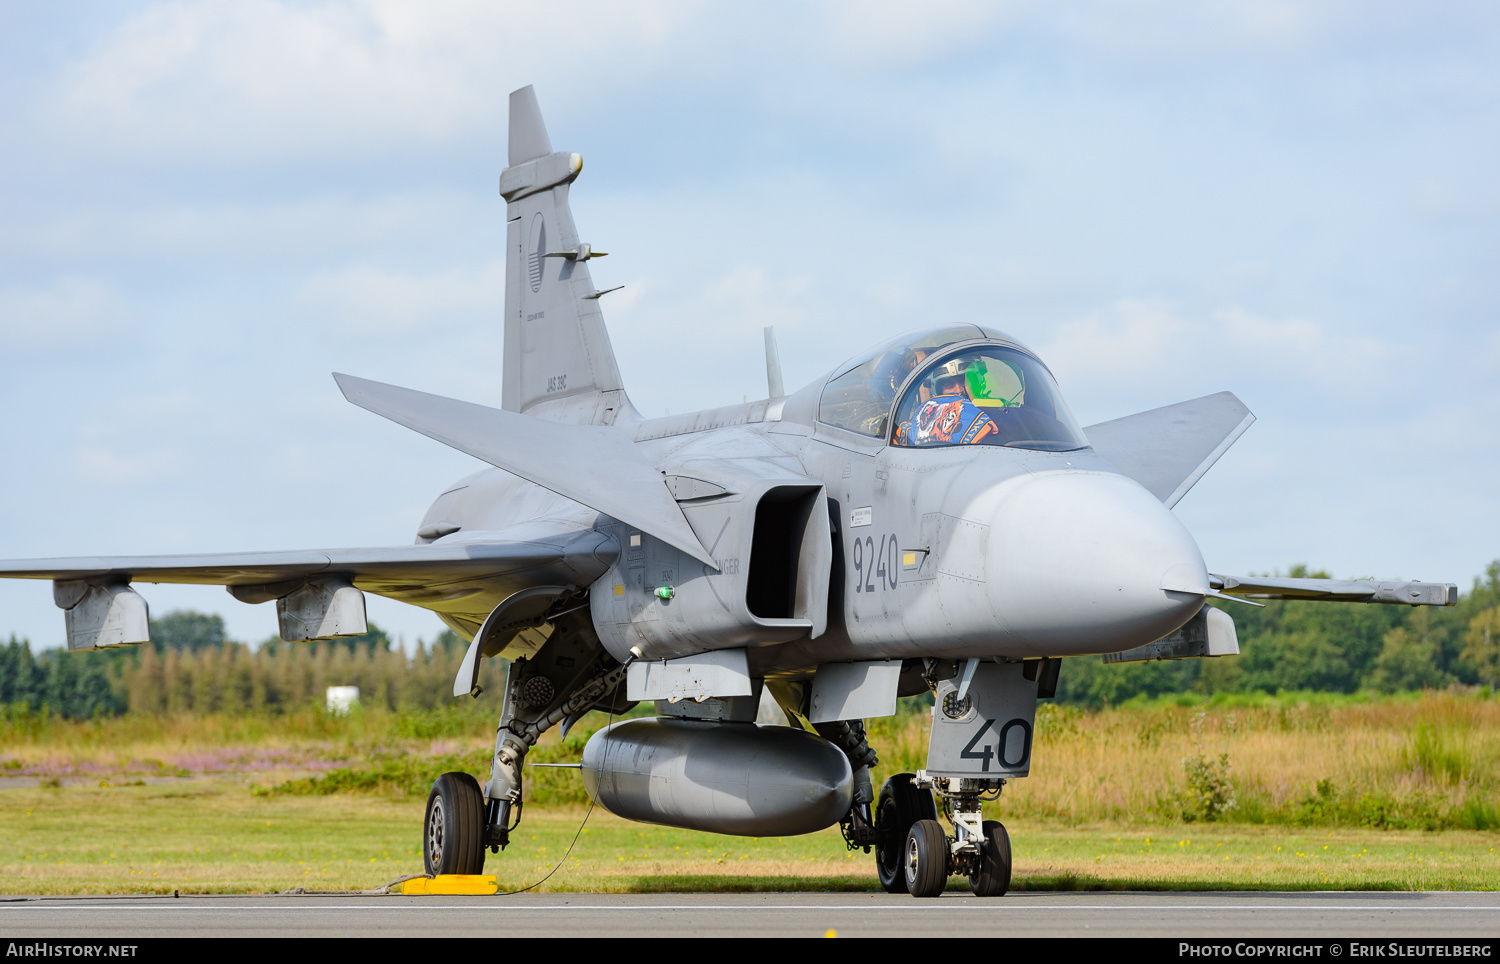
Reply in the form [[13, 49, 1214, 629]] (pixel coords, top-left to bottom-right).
[[500, 86, 630, 425]]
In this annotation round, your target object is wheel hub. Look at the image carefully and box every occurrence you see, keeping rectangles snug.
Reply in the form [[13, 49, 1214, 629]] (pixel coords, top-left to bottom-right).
[[427, 799, 446, 860]]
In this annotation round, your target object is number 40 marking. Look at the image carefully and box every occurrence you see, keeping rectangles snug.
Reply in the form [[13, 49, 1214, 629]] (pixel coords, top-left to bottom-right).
[[960, 718, 1033, 771]]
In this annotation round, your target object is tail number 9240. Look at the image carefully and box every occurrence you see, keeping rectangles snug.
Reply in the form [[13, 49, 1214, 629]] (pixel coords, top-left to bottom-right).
[[852, 532, 898, 593]]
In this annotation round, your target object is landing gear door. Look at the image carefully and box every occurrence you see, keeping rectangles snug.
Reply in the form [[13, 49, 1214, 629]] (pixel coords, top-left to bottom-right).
[[926, 662, 1037, 779]]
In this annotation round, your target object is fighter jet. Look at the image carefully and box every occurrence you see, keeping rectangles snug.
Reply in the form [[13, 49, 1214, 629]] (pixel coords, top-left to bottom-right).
[[0, 87, 1458, 898]]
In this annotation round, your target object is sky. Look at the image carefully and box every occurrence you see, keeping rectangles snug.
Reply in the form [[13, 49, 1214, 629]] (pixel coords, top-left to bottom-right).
[[1, 1, 1497, 652]]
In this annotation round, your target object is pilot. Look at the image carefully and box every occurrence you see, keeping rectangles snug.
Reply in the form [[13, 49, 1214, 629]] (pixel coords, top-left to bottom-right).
[[894, 359, 999, 446]]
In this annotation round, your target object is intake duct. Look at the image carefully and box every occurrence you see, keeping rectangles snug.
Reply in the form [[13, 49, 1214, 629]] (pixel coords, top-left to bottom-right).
[[589, 474, 831, 662], [747, 486, 822, 620]]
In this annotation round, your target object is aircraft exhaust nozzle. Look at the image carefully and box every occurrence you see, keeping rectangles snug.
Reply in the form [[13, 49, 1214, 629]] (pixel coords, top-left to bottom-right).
[[581, 718, 853, 837]]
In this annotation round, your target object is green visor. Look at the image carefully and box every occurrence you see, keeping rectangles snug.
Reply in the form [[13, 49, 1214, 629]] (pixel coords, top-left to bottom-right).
[[966, 358, 1023, 407]]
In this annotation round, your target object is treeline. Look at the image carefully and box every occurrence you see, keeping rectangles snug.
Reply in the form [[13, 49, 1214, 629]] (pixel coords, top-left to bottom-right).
[[1058, 560, 1500, 707], [0, 614, 507, 720]]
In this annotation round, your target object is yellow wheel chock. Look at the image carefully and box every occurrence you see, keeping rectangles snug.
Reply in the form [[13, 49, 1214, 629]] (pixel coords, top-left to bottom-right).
[[399, 875, 498, 895]]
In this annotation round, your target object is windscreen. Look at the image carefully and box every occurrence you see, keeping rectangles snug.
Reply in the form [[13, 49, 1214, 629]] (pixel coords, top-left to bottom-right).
[[891, 346, 1088, 452]]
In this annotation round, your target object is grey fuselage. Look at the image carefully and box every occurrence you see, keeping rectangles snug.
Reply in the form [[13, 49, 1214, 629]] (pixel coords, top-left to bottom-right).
[[414, 341, 1208, 682]]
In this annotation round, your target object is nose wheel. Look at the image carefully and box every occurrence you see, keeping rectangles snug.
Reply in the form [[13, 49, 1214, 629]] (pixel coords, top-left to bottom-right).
[[969, 820, 1012, 896], [903, 818, 950, 897]]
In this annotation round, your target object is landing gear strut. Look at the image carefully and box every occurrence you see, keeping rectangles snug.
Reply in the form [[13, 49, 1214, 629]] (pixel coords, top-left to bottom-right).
[[478, 606, 634, 853], [820, 720, 883, 855], [421, 597, 634, 872], [900, 773, 1011, 898]]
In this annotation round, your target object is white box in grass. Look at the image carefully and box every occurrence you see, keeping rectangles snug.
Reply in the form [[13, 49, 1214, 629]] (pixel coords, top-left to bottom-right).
[[326, 686, 360, 715]]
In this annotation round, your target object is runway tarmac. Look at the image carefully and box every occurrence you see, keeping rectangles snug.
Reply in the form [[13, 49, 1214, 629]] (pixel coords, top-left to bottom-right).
[[2, 891, 1497, 939]]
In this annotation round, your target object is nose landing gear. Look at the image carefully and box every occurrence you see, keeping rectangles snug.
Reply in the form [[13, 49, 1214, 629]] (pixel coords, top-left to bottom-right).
[[897, 773, 1011, 898]]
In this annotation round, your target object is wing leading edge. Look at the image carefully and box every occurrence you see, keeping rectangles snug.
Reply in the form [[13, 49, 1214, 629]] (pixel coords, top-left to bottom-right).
[[1085, 391, 1255, 508], [0, 525, 619, 649], [0, 529, 612, 587], [334, 372, 717, 568]]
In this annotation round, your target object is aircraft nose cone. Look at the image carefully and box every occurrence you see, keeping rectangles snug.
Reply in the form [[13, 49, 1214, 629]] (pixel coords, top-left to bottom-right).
[[987, 470, 1207, 655]]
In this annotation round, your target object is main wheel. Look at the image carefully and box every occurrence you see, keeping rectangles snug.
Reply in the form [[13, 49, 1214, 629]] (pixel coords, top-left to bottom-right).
[[874, 774, 938, 894], [423, 772, 487, 876], [904, 818, 950, 898], [968, 820, 1012, 897]]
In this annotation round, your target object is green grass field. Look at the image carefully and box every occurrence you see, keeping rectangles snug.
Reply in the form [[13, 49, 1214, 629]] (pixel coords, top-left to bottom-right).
[[2, 692, 1497, 894], [3, 778, 1496, 894]]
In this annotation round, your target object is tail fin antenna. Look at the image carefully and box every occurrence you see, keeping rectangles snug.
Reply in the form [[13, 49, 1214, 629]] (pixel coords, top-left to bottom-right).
[[764, 326, 785, 398]]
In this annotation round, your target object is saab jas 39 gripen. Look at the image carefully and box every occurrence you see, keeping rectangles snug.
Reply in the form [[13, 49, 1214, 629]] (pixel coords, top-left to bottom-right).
[[0, 87, 1458, 897]]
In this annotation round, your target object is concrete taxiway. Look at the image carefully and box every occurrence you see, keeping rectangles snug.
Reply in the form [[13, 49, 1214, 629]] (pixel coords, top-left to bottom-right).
[[2, 891, 1497, 939]]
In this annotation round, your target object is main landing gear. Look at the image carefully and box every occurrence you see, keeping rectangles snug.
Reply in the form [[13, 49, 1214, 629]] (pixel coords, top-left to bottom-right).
[[873, 772, 937, 893], [423, 602, 635, 877], [875, 772, 1011, 898]]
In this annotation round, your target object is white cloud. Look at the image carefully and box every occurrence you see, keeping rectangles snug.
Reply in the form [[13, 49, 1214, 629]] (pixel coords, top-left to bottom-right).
[[1037, 298, 1396, 416], [0, 276, 127, 350], [823, 0, 1020, 67], [613, 263, 817, 342], [39, 0, 708, 163], [706, 264, 814, 321], [77, 391, 201, 432], [1054, 0, 1329, 59], [820, 0, 1369, 72], [1215, 305, 1390, 386], [1486, 328, 1500, 364], [297, 259, 504, 334], [58, 392, 207, 488], [1037, 298, 1195, 380], [74, 446, 181, 486], [606, 263, 823, 414], [0, 192, 473, 264]]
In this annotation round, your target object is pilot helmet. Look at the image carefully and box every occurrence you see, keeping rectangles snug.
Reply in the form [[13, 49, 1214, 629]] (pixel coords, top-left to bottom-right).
[[931, 358, 969, 395]]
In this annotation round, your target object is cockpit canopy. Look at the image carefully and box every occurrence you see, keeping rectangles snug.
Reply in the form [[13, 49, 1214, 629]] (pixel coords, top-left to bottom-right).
[[817, 326, 1088, 452]]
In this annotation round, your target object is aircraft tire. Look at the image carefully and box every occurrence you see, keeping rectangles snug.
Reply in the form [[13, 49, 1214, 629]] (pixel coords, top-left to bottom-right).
[[424, 772, 487, 876], [904, 819, 949, 898], [874, 774, 938, 894], [968, 820, 1012, 897]]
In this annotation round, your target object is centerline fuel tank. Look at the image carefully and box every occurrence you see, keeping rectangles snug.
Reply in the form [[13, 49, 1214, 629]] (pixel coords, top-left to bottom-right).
[[580, 717, 853, 837]]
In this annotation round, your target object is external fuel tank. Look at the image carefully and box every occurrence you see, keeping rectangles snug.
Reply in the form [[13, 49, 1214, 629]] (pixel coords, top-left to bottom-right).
[[581, 717, 853, 837]]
